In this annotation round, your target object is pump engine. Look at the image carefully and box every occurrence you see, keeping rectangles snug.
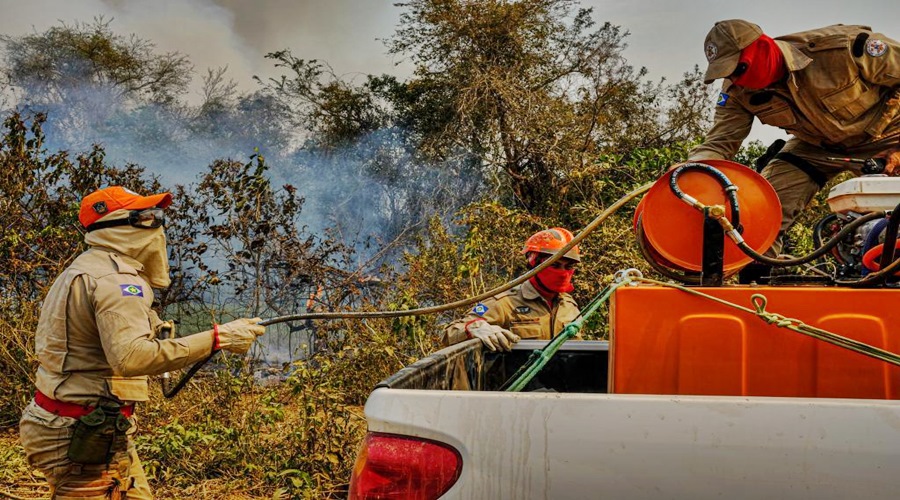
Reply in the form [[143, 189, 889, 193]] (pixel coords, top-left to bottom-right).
[[817, 176, 900, 279]]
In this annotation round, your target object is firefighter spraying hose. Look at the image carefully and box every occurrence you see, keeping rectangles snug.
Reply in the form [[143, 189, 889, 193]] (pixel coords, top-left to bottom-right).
[[169, 160, 900, 397], [163, 181, 654, 397]]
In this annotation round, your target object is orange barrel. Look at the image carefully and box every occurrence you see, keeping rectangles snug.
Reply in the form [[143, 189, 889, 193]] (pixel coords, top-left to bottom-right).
[[634, 160, 782, 273]]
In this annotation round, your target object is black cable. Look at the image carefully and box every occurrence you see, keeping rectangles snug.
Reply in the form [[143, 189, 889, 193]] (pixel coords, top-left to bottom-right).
[[162, 350, 215, 398], [163, 316, 284, 398], [836, 252, 900, 287], [812, 213, 853, 265], [736, 211, 887, 267], [669, 163, 742, 233]]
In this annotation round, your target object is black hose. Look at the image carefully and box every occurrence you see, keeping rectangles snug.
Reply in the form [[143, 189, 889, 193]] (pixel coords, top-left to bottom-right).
[[736, 211, 887, 267], [836, 251, 900, 287], [812, 213, 839, 252], [162, 350, 215, 398], [669, 163, 742, 233], [162, 316, 290, 398]]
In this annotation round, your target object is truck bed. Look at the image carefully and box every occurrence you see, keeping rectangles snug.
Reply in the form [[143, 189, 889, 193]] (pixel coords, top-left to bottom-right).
[[377, 339, 608, 393], [355, 285, 900, 499], [365, 339, 900, 499]]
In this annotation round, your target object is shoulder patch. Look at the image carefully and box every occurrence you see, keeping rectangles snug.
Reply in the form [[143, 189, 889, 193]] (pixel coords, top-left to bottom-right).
[[866, 38, 888, 57], [717, 92, 729, 107], [120, 284, 144, 297], [472, 303, 489, 316]]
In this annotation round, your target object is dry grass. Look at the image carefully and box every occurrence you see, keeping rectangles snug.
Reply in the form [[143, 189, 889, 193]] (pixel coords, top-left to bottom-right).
[[0, 387, 368, 499]]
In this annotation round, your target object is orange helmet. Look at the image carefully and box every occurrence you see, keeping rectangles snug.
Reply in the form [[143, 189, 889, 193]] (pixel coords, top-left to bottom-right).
[[522, 228, 581, 262]]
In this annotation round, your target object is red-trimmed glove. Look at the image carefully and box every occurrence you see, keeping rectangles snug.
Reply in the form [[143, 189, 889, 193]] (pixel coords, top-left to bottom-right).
[[214, 317, 265, 354], [466, 319, 520, 352]]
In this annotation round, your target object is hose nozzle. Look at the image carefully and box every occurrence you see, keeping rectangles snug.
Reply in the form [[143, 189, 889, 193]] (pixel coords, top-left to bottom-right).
[[827, 157, 887, 175]]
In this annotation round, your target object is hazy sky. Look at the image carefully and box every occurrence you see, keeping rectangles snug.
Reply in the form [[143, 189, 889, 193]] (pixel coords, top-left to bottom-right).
[[3, 0, 899, 147]]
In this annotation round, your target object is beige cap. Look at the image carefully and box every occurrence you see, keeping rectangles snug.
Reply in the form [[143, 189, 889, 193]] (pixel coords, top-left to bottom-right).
[[702, 19, 763, 84]]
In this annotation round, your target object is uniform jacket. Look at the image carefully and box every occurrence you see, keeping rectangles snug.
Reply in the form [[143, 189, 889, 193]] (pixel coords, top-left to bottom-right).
[[690, 24, 900, 160], [34, 247, 214, 405], [441, 279, 581, 346]]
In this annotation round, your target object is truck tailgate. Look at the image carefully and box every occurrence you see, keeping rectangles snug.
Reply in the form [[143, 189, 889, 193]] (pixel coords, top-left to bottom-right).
[[364, 389, 900, 499]]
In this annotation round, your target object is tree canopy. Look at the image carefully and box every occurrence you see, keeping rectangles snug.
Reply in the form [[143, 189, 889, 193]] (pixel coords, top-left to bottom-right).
[[0, 3, 764, 497]]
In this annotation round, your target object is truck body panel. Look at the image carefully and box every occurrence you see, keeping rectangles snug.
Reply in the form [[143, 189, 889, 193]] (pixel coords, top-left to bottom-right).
[[365, 387, 900, 499], [354, 286, 900, 498]]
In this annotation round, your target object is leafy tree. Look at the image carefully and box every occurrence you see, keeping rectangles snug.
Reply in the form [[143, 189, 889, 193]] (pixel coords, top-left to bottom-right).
[[1, 17, 191, 108], [386, 0, 711, 213], [164, 153, 339, 323], [260, 51, 390, 151]]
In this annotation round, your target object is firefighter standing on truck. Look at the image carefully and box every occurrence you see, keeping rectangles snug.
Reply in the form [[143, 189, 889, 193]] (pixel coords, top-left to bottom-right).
[[688, 20, 900, 271], [442, 228, 582, 352], [19, 186, 266, 499]]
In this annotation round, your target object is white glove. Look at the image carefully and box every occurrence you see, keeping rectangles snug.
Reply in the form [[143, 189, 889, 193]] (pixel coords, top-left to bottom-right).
[[216, 317, 265, 354], [467, 320, 520, 352]]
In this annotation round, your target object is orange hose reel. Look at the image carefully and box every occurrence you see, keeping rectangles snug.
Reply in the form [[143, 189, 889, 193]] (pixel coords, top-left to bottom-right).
[[634, 160, 782, 273]]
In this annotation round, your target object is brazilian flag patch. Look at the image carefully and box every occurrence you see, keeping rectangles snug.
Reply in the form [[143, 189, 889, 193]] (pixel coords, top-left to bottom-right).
[[717, 92, 729, 107], [120, 284, 144, 297]]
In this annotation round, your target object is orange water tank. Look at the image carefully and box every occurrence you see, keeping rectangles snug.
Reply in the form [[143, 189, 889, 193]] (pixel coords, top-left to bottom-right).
[[610, 285, 900, 399], [635, 160, 782, 273]]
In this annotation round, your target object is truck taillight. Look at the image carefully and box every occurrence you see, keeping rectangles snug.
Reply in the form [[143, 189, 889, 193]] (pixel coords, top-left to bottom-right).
[[349, 432, 462, 499]]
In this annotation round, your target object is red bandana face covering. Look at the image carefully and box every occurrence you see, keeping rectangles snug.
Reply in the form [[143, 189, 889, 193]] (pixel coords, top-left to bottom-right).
[[731, 34, 786, 90], [535, 267, 575, 294]]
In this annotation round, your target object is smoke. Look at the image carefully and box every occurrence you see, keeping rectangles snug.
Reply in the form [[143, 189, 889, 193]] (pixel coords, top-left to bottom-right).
[[0, 0, 471, 367], [0, 0, 477, 364], [0, 0, 408, 99]]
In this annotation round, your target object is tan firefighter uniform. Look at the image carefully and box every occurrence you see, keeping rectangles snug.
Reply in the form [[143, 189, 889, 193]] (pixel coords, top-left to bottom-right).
[[689, 24, 900, 255], [20, 246, 215, 499], [441, 279, 581, 346]]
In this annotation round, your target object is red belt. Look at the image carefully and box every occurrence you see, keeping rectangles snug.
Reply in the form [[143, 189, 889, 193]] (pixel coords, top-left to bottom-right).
[[35, 391, 134, 419]]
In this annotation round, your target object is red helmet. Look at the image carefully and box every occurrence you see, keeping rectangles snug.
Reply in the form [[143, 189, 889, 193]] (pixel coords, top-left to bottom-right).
[[522, 227, 581, 262]]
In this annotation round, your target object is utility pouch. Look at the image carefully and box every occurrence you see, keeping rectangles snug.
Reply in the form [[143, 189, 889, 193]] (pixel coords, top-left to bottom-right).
[[67, 405, 131, 465]]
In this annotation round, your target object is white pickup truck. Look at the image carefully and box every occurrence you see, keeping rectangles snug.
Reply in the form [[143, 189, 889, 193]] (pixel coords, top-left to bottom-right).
[[348, 285, 900, 500], [348, 171, 900, 499]]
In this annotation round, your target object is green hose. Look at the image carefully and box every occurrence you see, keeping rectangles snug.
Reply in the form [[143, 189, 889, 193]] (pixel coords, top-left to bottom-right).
[[502, 270, 641, 392]]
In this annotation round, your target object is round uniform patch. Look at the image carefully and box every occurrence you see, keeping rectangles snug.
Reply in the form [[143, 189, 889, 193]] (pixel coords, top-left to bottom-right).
[[866, 38, 888, 57], [705, 42, 718, 62]]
